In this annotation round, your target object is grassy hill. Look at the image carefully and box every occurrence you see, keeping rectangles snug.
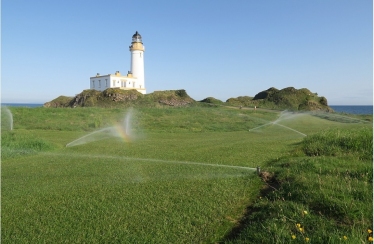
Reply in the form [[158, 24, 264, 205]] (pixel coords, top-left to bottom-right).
[[199, 97, 224, 105], [45, 87, 333, 112], [44, 89, 195, 108], [225, 87, 332, 112]]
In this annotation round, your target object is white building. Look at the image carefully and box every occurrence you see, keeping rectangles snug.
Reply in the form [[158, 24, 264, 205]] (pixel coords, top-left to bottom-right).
[[90, 31, 146, 94]]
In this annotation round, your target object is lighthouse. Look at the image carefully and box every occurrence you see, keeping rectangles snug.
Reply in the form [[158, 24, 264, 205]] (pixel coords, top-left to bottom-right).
[[89, 31, 146, 94], [129, 31, 146, 93]]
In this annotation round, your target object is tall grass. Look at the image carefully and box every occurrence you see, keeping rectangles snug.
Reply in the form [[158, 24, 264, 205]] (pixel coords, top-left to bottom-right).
[[223, 127, 373, 243], [302, 127, 373, 160], [1, 131, 55, 159]]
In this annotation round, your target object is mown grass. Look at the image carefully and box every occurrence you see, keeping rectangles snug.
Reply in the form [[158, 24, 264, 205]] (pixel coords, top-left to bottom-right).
[[1, 106, 372, 243], [2, 132, 267, 243], [2, 153, 262, 243]]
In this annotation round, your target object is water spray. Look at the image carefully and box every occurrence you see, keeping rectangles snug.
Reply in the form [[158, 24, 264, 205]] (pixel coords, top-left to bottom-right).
[[66, 108, 134, 147], [44, 152, 258, 171], [273, 122, 307, 137], [248, 110, 307, 136], [66, 127, 115, 147], [2, 106, 13, 131], [248, 121, 274, 132]]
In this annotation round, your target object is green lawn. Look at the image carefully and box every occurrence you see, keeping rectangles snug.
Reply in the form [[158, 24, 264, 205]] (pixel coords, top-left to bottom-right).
[[1, 106, 372, 243]]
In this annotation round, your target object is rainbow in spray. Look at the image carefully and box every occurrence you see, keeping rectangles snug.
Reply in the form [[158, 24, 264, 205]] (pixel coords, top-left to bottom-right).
[[113, 123, 132, 143], [66, 108, 134, 147]]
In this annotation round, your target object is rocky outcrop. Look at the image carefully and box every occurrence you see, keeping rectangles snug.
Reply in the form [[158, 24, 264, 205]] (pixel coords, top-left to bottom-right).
[[68, 90, 101, 107], [102, 88, 141, 102]]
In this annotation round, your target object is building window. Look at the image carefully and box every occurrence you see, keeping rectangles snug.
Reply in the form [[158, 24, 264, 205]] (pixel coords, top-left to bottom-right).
[[99, 80, 101, 88], [105, 79, 108, 87], [92, 80, 95, 88], [113, 80, 115, 87]]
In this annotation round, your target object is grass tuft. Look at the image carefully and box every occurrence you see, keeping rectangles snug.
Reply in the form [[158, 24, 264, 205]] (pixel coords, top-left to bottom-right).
[[1, 131, 55, 159]]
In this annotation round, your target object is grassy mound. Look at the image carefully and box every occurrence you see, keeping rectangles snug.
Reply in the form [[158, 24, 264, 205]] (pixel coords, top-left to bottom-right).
[[145, 89, 195, 106], [225, 96, 254, 107], [44, 89, 196, 108], [253, 87, 331, 111], [200, 97, 224, 105], [68, 89, 142, 107], [44, 86, 334, 112], [226, 87, 332, 112], [43, 96, 73, 108]]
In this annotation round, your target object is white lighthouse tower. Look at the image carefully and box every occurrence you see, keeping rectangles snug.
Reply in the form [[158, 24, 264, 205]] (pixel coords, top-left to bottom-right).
[[90, 31, 146, 94], [129, 31, 146, 93]]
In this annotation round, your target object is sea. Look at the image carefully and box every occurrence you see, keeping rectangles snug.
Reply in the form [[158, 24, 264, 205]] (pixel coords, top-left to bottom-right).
[[2, 103, 43, 108], [1, 103, 373, 115], [329, 105, 373, 115]]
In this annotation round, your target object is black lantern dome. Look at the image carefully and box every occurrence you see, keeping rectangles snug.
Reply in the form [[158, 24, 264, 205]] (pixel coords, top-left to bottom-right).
[[132, 31, 142, 43]]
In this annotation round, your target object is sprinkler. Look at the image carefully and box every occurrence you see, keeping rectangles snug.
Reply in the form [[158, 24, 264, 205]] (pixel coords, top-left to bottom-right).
[[256, 166, 261, 175]]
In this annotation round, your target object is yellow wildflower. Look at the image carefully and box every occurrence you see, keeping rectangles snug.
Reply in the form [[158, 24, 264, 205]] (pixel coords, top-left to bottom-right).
[[296, 223, 301, 228], [369, 236, 373, 242], [291, 234, 296, 239], [343, 235, 348, 240], [299, 227, 304, 233], [369, 229, 373, 234], [303, 210, 308, 215], [305, 237, 310, 242]]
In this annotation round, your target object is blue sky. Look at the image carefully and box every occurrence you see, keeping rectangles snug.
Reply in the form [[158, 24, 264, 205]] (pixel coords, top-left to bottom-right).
[[2, 0, 373, 105]]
